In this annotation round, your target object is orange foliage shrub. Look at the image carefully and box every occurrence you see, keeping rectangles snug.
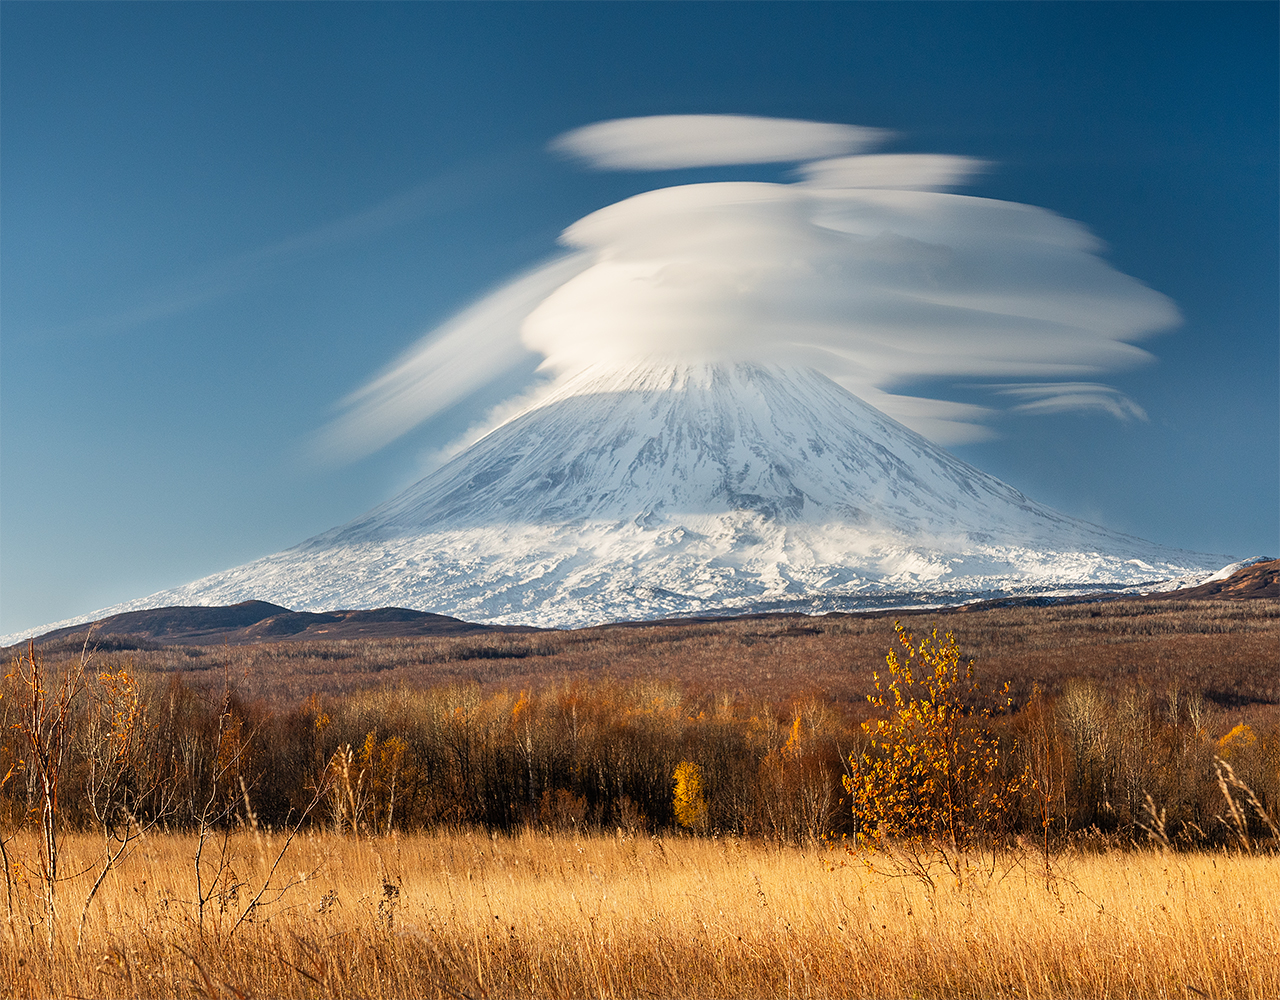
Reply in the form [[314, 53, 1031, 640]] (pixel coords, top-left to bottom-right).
[[844, 623, 1017, 883]]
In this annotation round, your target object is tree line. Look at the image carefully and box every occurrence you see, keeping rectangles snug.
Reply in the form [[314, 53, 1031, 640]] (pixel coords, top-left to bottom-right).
[[2, 632, 1276, 851]]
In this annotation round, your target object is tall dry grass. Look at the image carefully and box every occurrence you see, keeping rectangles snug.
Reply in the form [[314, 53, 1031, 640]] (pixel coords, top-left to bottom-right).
[[4, 830, 1276, 998]]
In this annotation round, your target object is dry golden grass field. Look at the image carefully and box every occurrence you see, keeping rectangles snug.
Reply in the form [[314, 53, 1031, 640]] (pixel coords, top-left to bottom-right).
[[3, 830, 1276, 1000]]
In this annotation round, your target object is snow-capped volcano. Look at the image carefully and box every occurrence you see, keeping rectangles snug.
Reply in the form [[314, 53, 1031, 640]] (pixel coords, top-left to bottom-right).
[[39, 362, 1226, 631], [334, 362, 1146, 543]]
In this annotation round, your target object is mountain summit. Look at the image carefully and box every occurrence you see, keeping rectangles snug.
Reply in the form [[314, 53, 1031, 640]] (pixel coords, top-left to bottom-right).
[[54, 362, 1223, 630]]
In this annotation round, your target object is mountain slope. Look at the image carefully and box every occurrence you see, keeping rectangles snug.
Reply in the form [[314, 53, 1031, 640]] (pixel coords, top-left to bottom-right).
[[337, 363, 1083, 537], [10, 601, 540, 649], [8, 363, 1231, 635]]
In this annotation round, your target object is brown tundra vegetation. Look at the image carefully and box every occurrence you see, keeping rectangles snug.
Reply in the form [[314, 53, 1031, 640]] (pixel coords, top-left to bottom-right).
[[1, 596, 1277, 997]]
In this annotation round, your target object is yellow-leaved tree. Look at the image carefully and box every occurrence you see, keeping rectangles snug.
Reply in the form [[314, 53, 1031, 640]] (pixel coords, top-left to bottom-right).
[[672, 760, 708, 831], [844, 623, 1015, 886]]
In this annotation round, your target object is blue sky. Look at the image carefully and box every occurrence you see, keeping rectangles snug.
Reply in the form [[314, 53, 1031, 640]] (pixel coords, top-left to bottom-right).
[[2, 2, 1276, 635]]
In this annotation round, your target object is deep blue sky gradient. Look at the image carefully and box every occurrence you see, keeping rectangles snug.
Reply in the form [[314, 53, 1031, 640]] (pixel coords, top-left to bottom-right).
[[3, 2, 1276, 633]]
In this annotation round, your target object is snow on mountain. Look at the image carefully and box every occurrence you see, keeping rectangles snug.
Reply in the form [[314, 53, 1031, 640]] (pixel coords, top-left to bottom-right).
[[7, 363, 1231, 638], [1162, 555, 1274, 589]]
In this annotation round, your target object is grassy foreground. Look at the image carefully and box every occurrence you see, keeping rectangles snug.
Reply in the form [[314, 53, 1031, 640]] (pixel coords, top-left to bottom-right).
[[4, 831, 1276, 999]]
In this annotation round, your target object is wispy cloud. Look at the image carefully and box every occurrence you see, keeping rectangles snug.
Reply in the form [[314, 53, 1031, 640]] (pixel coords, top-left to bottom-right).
[[31, 158, 506, 341], [992, 382, 1150, 421], [313, 253, 592, 463], [321, 115, 1180, 455]]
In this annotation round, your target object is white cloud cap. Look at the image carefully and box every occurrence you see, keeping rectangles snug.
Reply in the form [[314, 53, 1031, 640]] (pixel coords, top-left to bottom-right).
[[551, 114, 890, 170], [518, 180, 1178, 443], [321, 116, 1182, 458]]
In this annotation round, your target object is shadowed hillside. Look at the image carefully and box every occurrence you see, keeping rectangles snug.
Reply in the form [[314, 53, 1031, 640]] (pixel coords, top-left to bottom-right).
[[16, 600, 541, 649]]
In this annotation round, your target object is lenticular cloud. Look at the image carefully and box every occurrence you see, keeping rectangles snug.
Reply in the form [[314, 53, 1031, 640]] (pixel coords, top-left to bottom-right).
[[320, 115, 1179, 459], [550, 114, 890, 170]]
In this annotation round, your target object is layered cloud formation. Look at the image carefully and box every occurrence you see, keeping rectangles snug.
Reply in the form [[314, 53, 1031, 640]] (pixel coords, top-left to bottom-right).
[[320, 115, 1179, 458]]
